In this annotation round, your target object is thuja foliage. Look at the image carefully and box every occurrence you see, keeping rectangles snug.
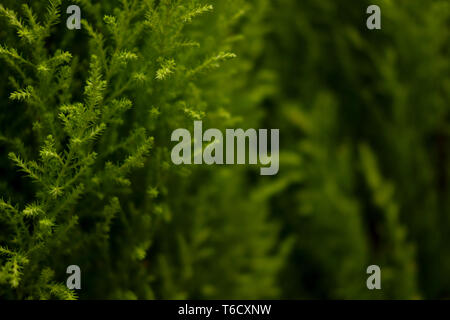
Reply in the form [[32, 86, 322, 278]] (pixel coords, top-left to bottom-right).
[[260, 0, 449, 299], [0, 0, 448, 300], [0, 0, 285, 299]]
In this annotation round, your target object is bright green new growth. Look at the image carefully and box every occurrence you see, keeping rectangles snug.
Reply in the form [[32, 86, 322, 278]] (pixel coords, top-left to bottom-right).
[[0, 0, 284, 299]]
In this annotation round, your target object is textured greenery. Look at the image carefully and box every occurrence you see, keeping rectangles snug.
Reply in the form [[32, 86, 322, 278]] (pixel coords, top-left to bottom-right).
[[0, 0, 449, 299]]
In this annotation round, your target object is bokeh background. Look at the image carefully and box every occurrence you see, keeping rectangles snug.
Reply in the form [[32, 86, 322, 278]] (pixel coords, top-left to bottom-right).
[[0, 0, 449, 299]]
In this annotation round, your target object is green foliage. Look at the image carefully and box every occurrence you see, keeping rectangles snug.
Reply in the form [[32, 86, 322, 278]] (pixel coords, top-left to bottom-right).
[[0, 0, 448, 300], [262, 0, 449, 299], [0, 0, 283, 299]]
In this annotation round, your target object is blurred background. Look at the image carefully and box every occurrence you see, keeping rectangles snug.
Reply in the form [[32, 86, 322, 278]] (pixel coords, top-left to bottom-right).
[[0, 0, 449, 299], [254, 0, 450, 299]]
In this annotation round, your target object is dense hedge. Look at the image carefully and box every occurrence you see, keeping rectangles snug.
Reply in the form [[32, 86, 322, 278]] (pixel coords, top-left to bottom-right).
[[0, 0, 448, 299]]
